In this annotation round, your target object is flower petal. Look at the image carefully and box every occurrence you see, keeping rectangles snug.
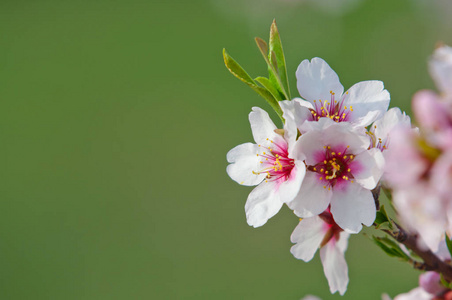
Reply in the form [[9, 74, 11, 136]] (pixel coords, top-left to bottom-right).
[[330, 182, 376, 233], [276, 160, 306, 203], [345, 80, 390, 127], [371, 107, 411, 143], [288, 171, 332, 218], [226, 143, 266, 186], [249, 107, 282, 145], [245, 181, 283, 227], [429, 44, 452, 95], [296, 57, 344, 103], [297, 119, 369, 165], [320, 237, 349, 295], [351, 148, 384, 190], [393, 287, 432, 300], [290, 216, 325, 262]]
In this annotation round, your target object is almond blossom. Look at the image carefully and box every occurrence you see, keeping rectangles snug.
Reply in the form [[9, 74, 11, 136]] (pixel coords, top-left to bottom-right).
[[392, 272, 452, 300], [292, 57, 390, 129], [368, 107, 412, 155], [386, 45, 452, 252], [226, 107, 306, 227], [288, 118, 384, 233], [291, 209, 350, 295]]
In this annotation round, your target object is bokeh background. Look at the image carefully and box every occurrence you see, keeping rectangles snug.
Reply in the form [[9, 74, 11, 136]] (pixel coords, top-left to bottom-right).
[[1, 0, 451, 299]]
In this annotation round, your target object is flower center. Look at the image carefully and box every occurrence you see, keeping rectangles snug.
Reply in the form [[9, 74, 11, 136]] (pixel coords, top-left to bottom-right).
[[308, 145, 355, 189], [254, 138, 294, 182], [310, 91, 353, 122], [367, 125, 388, 151]]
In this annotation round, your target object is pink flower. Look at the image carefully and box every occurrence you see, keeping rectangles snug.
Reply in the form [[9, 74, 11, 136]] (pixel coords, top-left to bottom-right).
[[393, 272, 451, 300], [288, 118, 384, 233], [291, 209, 350, 295], [226, 107, 306, 227], [293, 57, 390, 129]]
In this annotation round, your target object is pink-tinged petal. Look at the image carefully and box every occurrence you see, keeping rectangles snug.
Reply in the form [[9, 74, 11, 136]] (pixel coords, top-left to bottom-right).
[[290, 216, 324, 262], [419, 272, 446, 296], [345, 80, 390, 127], [226, 143, 266, 186], [245, 181, 283, 227], [296, 57, 344, 103], [276, 160, 306, 203], [288, 171, 332, 218], [352, 148, 384, 190], [371, 107, 411, 143], [429, 44, 452, 95], [320, 239, 349, 295], [297, 119, 369, 165], [384, 127, 428, 188], [412, 90, 451, 132], [249, 107, 282, 145], [430, 152, 452, 199], [393, 287, 432, 300], [330, 182, 376, 233], [394, 186, 446, 252]]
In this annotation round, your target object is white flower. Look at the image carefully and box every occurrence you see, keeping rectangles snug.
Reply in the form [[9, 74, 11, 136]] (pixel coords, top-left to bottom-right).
[[291, 210, 350, 295], [226, 107, 306, 227], [289, 118, 384, 233], [293, 57, 390, 129], [368, 107, 412, 154]]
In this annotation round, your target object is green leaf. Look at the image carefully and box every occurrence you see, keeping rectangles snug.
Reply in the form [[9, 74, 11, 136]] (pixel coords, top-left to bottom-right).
[[445, 234, 452, 259], [255, 77, 283, 101], [223, 49, 283, 120], [269, 19, 290, 99], [374, 205, 393, 229], [223, 48, 256, 86], [372, 236, 411, 261], [254, 37, 289, 100]]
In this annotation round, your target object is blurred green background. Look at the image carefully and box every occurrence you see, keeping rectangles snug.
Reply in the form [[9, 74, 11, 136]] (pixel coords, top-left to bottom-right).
[[1, 0, 450, 299]]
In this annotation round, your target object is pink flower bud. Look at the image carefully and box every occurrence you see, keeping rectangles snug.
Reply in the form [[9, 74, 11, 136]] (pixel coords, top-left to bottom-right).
[[419, 272, 446, 296]]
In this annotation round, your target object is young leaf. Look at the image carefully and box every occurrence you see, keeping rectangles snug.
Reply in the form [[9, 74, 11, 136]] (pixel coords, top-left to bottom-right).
[[223, 48, 256, 86], [445, 234, 452, 258], [254, 37, 289, 100], [255, 77, 284, 101], [223, 49, 283, 120], [269, 19, 290, 99], [372, 236, 411, 261], [374, 205, 393, 229]]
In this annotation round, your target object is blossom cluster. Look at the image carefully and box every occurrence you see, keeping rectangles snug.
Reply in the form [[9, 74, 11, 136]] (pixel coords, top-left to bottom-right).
[[386, 45, 452, 254], [226, 57, 409, 294]]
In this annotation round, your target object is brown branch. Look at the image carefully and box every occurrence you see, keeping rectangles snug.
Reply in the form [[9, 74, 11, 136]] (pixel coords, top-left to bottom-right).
[[384, 223, 452, 282]]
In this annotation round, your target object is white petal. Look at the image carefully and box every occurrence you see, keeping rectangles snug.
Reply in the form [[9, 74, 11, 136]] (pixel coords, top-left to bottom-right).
[[429, 45, 452, 95], [276, 160, 306, 203], [345, 80, 390, 127], [297, 119, 369, 165], [249, 107, 282, 145], [245, 181, 283, 227], [320, 238, 349, 295], [280, 100, 299, 155], [330, 182, 376, 233], [290, 216, 325, 262], [371, 107, 411, 142], [393, 287, 432, 300], [292, 98, 315, 134], [288, 171, 332, 218], [226, 143, 266, 186], [296, 57, 344, 103], [352, 148, 384, 190]]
